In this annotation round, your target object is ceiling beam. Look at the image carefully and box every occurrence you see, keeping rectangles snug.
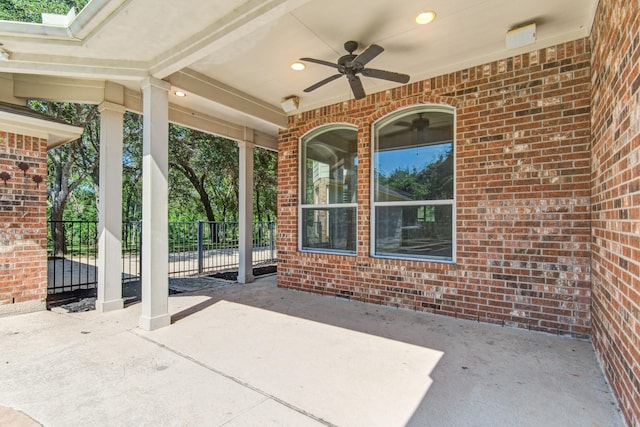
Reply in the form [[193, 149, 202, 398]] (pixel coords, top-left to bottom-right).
[[124, 89, 277, 150], [13, 74, 107, 104], [167, 68, 287, 129], [149, 0, 311, 79], [7, 74, 278, 150]]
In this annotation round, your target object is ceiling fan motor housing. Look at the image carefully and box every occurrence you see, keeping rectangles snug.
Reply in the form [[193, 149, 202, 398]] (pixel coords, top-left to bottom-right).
[[344, 40, 359, 53]]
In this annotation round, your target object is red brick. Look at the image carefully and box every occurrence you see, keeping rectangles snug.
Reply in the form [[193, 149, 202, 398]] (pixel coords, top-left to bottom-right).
[[0, 132, 48, 306], [590, 0, 640, 425]]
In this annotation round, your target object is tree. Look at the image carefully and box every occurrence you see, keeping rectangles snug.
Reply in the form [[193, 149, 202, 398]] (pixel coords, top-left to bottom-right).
[[377, 148, 454, 201], [254, 148, 277, 223], [122, 112, 143, 221], [0, 0, 89, 22], [168, 125, 278, 224], [32, 102, 99, 256], [169, 126, 238, 244], [169, 125, 220, 222]]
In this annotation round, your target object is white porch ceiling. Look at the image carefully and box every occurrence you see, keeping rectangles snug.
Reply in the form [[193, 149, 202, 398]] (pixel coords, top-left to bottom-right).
[[0, 0, 598, 142]]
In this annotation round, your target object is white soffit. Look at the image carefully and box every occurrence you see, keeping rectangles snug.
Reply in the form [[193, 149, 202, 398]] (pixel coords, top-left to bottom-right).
[[0, 109, 84, 148], [0, 0, 599, 135]]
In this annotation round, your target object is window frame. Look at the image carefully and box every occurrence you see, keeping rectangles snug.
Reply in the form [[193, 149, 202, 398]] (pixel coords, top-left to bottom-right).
[[370, 105, 456, 263], [298, 123, 358, 256]]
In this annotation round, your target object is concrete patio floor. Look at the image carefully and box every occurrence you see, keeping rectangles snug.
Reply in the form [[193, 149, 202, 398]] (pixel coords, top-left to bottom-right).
[[0, 275, 624, 427]]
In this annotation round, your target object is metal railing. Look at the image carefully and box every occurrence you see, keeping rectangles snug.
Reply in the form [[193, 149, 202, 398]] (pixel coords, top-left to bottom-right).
[[47, 220, 277, 293], [168, 220, 276, 277], [47, 220, 98, 293], [122, 220, 142, 284]]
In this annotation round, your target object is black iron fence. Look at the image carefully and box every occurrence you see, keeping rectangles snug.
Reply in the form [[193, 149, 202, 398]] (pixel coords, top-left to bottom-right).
[[47, 220, 277, 294], [168, 221, 276, 277], [122, 220, 142, 284], [48, 220, 98, 293]]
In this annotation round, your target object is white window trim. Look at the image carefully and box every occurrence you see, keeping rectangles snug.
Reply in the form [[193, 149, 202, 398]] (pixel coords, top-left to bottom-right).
[[298, 123, 358, 255], [370, 104, 457, 263]]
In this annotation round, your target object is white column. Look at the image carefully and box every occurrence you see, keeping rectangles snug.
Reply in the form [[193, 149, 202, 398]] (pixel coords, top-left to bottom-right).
[[238, 134, 255, 284], [96, 101, 125, 312], [139, 77, 171, 330]]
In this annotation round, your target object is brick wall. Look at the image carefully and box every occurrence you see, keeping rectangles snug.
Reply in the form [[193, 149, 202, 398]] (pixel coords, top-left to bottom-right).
[[0, 132, 48, 315], [590, 0, 640, 425], [278, 38, 592, 337]]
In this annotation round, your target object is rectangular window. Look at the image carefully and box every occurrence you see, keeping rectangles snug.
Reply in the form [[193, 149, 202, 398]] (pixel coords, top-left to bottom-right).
[[375, 204, 452, 259], [300, 125, 358, 254], [302, 207, 356, 252], [372, 107, 455, 262]]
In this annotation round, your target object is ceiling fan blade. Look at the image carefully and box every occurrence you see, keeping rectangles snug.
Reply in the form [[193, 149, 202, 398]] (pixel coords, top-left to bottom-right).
[[394, 121, 412, 127], [361, 68, 410, 83], [300, 57, 339, 69], [353, 44, 384, 67], [303, 73, 342, 92], [347, 74, 366, 99]]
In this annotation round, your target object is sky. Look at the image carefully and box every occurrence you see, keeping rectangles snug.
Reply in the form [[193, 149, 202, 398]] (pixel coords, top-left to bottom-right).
[[374, 142, 452, 177]]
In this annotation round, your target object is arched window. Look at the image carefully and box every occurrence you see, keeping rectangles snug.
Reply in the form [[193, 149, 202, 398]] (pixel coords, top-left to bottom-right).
[[372, 106, 455, 261], [299, 125, 358, 254]]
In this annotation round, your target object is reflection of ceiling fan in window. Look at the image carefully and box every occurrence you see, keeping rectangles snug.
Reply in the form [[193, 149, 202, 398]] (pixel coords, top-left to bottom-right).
[[388, 113, 452, 145]]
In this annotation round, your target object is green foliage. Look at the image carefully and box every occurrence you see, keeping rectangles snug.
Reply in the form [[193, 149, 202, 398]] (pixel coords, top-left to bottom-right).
[[168, 124, 238, 222], [167, 124, 277, 223], [122, 112, 143, 221], [254, 148, 277, 222], [30, 101, 277, 225], [0, 0, 89, 23], [378, 148, 453, 201], [30, 101, 99, 221]]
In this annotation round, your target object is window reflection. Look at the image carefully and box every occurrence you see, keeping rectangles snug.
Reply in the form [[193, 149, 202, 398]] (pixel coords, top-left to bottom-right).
[[373, 108, 455, 261], [301, 126, 358, 254], [375, 205, 452, 259]]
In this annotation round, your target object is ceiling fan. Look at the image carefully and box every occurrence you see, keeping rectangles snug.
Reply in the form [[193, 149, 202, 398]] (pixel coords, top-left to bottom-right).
[[395, 113, 430, 143], [388, 113, 453, 145], [300, 41, 410, 100]]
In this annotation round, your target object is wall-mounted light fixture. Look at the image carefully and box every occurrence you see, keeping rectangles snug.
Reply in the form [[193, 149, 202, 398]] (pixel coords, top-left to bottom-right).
[[506, 23, 536, 49], [0, 163, 43, 188], [0, 172, 10, 185], [280, 96, 300, 113], [18, 162, 30, 176]]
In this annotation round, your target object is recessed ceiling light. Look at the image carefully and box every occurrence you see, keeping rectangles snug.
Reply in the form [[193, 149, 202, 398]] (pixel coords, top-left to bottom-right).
[[174, 91, 186, 97], [291, 62, 306, 71], [416, 10, 436, 25]]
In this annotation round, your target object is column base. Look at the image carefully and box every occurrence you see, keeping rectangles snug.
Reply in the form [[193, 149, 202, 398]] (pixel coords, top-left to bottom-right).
[[95, 298, 124, 313], [139, 313, 171, 331], [237, 274, 254, 284]]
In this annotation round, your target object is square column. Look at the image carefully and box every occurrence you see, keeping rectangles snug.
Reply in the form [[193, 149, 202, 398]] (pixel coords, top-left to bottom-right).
[[139, 77, 171, 330], [238, 138, 254, 284], [96, 101, 126, 312]]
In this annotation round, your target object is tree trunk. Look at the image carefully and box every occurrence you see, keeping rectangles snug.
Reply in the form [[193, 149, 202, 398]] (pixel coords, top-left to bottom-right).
[[50, 205, 67, 257]]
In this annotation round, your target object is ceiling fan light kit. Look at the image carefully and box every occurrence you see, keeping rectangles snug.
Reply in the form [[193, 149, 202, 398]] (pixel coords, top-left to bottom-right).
[[300, 41, 410, 100]]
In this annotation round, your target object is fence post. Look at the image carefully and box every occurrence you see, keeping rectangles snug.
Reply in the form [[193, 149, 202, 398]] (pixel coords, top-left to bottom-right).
[[139, 222, 143, 282], [269, 221, 275, 262], [197, 220, 204, 274]]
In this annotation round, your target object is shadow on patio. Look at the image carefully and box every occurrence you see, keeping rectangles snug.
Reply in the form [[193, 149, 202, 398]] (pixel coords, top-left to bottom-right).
[[0, 275, 623, 426]]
